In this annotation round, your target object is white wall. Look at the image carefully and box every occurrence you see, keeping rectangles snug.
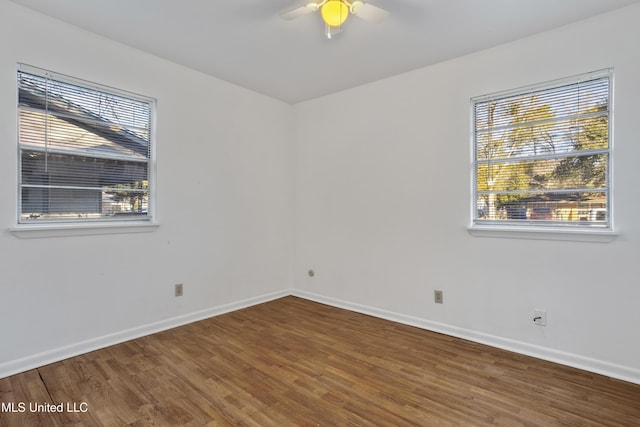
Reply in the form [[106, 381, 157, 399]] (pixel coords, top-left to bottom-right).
[[293, 4, 640, 383], [0, 0, 294, 377], [2, 0, 639, 385]]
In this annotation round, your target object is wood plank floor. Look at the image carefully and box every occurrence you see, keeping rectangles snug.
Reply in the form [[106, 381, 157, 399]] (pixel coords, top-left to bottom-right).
[[1, 296, 639, 426]]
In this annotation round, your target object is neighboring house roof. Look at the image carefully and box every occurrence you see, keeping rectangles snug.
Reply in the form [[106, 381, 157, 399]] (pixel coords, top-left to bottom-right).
[[18, 80, 149, 160]]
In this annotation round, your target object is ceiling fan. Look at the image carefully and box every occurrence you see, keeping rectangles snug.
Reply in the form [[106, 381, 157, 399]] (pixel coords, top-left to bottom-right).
[[280, 0, 389, 39]]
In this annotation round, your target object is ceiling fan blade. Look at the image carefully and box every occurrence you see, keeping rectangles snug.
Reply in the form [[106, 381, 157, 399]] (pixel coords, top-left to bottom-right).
[[280, 3, 318, 21], [352, 2, 389, 23]]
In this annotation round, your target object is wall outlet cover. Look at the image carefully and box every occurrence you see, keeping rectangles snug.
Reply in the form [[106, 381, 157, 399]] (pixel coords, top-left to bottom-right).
[[434, 290, 443, 304], [533, 309, 547, 326], [175, 283, 184, 297]]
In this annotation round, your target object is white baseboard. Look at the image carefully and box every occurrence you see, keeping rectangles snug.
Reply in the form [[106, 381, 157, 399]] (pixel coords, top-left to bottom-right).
[[3, 288, 639, 386], [0, 289, 289, 380], [292, 289, 640, 386]]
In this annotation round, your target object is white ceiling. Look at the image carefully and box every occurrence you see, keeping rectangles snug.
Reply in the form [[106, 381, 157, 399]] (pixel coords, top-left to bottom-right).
[[10, 0, 640, 104]]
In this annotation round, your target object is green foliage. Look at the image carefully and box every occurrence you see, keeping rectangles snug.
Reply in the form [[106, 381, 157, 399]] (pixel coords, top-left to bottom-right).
[[477, 96, 608, 218], [552, 105, 608, 191], [106, 180, 148, 212], [479, 96, 556, 212]]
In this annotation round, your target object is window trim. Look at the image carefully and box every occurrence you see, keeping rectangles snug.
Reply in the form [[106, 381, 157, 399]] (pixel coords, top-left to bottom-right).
[[468, 69, 617, 242], [9, 221, 159, 239], [14, 64, 158, 234], [467, 225, 618, 243]]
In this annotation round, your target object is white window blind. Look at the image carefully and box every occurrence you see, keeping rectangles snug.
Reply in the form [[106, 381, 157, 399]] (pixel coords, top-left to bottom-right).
[[472, 70, 612, 229], [17, 64, 154, 224]]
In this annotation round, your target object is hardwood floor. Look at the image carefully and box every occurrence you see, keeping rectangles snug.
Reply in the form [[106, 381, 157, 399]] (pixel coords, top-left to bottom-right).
[[1, 296, 639, 426]]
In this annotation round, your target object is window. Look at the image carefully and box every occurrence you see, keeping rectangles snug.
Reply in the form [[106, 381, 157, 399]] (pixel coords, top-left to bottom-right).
[[472, 70, 612, 233], [17, 64, 155, 226]]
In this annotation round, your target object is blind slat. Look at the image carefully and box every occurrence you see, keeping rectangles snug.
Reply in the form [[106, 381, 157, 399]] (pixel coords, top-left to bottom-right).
[[17, 65, 154, 223], [473, 71, 611, 227]]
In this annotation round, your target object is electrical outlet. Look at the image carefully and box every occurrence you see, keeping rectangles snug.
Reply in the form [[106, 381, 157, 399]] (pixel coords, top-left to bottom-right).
[[533, 309, 547, 326], [175, 283, 184, 297], [434, 290, 443, 304]]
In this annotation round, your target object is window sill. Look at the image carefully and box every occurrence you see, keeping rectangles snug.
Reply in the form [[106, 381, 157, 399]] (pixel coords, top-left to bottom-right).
[[467, 225, 618, 243], [9, 221, 159, 239]]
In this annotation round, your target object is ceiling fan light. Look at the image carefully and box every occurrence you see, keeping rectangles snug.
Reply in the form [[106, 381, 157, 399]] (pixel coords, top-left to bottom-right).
[[321, 0, 349, 27]]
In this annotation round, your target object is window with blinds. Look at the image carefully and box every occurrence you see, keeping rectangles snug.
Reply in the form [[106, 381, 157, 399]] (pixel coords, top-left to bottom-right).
[[17, 65, 154, 224], [472, 70, 612, 229]]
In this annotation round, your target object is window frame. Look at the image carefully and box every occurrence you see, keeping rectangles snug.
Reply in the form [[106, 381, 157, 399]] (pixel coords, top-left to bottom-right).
[[468, 70, 618, 242], [11, 64, 158, 238]]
